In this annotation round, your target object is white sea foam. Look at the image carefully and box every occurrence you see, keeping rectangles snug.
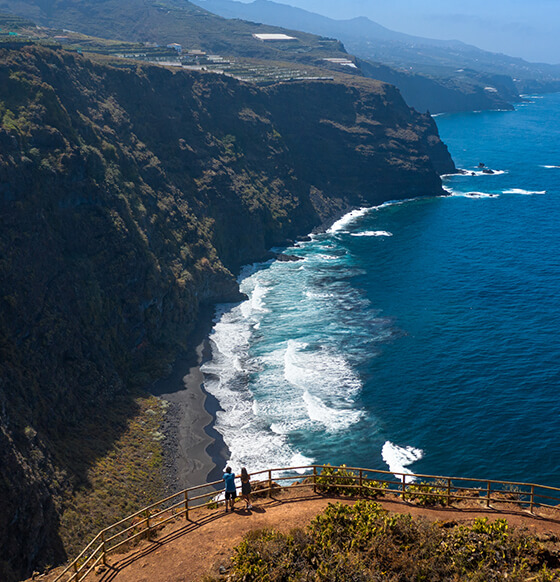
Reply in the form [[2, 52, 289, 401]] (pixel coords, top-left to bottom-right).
[[201, 269, 314, 474], [381, 441, 424, 482], [302, 391, 362, 432], [327, 207, 370, 233], [284, 340, 361, 399], [449, 190, 499, 198], [377, 198, 414, 209], [465, 192, 499, 198], [248, 282, 269, 313], [304, 290, 335, 299], [283, 340, 364, 431], [290, 453, 314, 473], [317, 254, 340, 260], [502, 188, 546, 195], [458, 169, 506, 177], [350, 230, 393, 237], [200, 227, 374, 473], [542, 165, 560, 169]]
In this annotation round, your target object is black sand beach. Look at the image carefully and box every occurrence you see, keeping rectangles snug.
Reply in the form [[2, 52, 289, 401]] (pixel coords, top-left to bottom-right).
[[151, 308, 230, 493]]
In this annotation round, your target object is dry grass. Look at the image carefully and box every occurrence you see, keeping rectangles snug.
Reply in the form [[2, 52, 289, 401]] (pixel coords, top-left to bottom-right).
[[58, 395, 167, 557]]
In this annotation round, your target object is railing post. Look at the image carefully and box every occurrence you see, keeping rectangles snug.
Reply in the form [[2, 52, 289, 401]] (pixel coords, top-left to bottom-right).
[[268, 469, 272, 498], [486, 481, 491, 507], [145, 509, 151, 538], [447, 478, 451, 507], [101, 531, 107, 566], [402, 474, 407, 501], [184, 491, 189, 520], [359, 469, 363, 496], [529, 484, 535, 514], [313, 466, 317, 494], [73, 561, 80, 582]]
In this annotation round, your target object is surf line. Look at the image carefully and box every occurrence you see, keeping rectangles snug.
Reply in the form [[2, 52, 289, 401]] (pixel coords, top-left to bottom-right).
[[202, 203, 423, 476]]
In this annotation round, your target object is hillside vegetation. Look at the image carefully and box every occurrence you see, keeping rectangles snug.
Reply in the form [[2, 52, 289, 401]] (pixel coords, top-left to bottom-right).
[[213, 501, 560, 581], [0, 0, 349, 64], [0, 42, 453, 581]]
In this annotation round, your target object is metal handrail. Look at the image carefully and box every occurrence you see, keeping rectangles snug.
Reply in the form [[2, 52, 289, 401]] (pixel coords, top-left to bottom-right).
[[53, 464, 560, 581]]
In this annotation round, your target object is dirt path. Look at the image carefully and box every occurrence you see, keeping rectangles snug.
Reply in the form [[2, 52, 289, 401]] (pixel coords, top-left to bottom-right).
[[73, 488, 560, 582]]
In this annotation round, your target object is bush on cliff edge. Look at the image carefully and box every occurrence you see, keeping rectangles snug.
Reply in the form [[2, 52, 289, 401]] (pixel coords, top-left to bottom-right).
[[211, 501, 559, 581]]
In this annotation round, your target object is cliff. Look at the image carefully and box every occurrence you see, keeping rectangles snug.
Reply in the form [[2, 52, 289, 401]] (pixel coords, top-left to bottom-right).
[[0, 43, 454, 580], [359, 60, 517, 114]]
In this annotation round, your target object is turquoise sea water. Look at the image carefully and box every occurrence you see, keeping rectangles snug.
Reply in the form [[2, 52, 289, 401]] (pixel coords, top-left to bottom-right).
[[201, 93, 560, 486]]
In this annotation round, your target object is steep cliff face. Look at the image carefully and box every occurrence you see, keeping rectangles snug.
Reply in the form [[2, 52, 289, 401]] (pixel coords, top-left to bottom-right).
[[359, 60, 517, 114], [0, 44, 454, 580]]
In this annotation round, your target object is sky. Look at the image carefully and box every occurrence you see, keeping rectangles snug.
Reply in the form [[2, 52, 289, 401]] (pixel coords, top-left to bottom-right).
[[237, 0, 560, 63]]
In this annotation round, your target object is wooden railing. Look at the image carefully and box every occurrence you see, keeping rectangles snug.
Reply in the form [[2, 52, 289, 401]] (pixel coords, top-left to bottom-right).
[[53, 465, 560, 581]]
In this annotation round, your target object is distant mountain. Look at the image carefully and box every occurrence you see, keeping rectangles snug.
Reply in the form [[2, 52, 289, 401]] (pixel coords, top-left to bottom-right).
[[194, 0, 468, 49], [194, 0, 560, 102], [194, 0, 560, 78]]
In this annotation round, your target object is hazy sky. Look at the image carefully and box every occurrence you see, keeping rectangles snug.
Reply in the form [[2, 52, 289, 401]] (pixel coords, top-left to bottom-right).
[[238, 0, 560, 63]]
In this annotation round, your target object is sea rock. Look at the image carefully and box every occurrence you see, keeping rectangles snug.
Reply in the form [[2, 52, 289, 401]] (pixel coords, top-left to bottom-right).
[[274, 253, 304, 262]]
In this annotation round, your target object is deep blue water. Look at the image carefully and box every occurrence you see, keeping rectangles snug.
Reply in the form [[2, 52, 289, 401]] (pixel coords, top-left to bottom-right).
[[202, 93, 560, 486]]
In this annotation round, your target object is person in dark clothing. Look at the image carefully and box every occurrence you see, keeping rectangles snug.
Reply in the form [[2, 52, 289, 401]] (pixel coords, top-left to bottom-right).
[[223, 466, 236, 512], [240, 467, 253, 510]]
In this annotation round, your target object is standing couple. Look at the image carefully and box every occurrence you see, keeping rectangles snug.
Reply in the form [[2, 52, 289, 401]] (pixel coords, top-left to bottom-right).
[[223, 466, 253, 512]]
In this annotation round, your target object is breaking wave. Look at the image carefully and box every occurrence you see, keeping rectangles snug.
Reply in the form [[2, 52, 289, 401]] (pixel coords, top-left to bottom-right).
[[382, 442, 424, 482], [502, 188, 546, 195]]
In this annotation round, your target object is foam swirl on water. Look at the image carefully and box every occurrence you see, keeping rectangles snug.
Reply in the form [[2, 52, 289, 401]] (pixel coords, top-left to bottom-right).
[[201, 217, 384, 472], [284, 340, 364, 431], [201, 204, 418, 476], [502, 188, 546, 195], [350, 230, 393, 237]]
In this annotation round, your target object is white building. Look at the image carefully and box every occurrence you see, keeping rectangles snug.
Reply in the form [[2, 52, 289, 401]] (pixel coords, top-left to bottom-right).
[[252, 33, 297, 42]]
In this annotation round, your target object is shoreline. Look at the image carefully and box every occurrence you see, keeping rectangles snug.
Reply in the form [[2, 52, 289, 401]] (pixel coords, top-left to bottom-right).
[[149, 198, 436, 493], [150, 205, 396, 493], [151, 306, 230, 492]]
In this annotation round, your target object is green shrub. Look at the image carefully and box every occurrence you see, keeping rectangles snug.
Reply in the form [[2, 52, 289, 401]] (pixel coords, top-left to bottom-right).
[[314, 465, 388, 498], [315, 464, 358, 495], [208, 501, 560, 581], [362, 478, 388, 499], [406, 479, 448, 506]]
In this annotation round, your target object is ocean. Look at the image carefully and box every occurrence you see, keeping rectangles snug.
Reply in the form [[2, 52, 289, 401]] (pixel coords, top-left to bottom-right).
[[201, 92, 560, 486]]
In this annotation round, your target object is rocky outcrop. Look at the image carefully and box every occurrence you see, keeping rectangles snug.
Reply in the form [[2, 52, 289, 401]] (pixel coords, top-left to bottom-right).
[[0, 44, 454, 580], [0, 426, 65, 582]]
